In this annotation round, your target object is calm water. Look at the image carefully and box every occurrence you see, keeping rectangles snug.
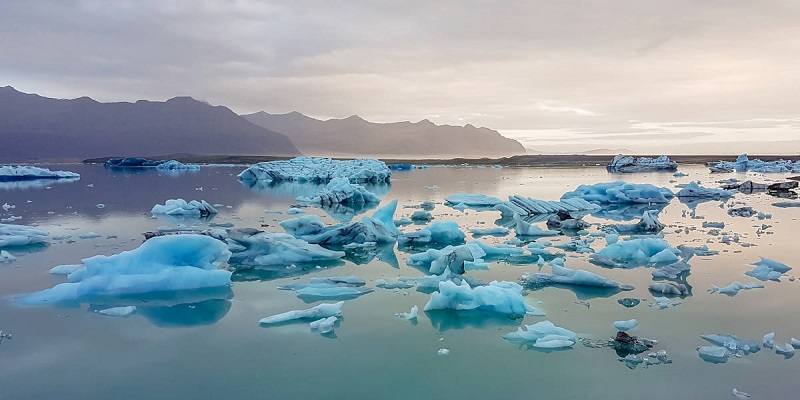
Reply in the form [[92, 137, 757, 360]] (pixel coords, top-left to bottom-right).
[[1, 163, 799, 399]]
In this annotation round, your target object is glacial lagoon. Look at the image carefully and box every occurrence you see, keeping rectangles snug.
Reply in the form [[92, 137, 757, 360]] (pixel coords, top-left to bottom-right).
[[1, 163, 799, 399]]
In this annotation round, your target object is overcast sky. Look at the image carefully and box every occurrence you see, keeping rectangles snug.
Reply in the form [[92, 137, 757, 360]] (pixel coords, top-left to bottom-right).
[[2, 0, 799, 154]]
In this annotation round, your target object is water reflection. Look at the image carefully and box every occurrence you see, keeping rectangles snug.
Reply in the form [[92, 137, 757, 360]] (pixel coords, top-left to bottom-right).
[[425, 309, 522, 332], [230, 261, 345, 282], [0, 177, 81, 190]]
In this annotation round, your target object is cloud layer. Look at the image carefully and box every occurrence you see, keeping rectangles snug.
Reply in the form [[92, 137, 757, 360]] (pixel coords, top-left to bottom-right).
[[2, 1, 799, 154]]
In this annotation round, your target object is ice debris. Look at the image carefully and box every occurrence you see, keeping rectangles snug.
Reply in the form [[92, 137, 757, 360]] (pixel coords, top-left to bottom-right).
[[238, 157, 391, 183], [675, 181, 735, 198], [710, 281, 765, 296], [227, 231, 345, 267], [259, 301, 344, 324], [0, 223, 48, 247], [16, 235, 232, 305], [513, 215, 560, 237], [396, 305, 419, 320], [745, 257, 792, 281], [649, 282, 689, 296], [96, 306, 137, 317], [310, 316, 337, 334], [151, 199, 218, 217], [281, 200, 399, 245], [503, 320, 577, 348], [732, 388, 752, 399]]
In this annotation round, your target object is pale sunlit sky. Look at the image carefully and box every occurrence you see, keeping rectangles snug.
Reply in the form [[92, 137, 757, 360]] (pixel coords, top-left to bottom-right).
[[2, 1, 800, 154]]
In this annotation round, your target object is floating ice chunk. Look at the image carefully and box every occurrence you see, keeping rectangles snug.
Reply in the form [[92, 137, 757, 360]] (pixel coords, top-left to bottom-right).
[[469, 227, 509, 237], [310, 316, 337, 333], [649, 296, 681, 309], [523, 258, 633, 290], [0, 165, 80, 181], [281, 201, 399, 245], [514, 216, 560, 237], [424, 280, 535, 315], [286, 207, 306, 215], [746, 257, 792, 281], [97, 306, 137, 317], [697, 346, 729, 363], [410, 210, 433, 221], [278, 281, 373, 299], [437, 348, 450, 356], [772, 201, 800, 208], [151, 199, 217, 217], [0, 250, 16, 263], [701, 334, 760, 353], [78, 232, 101, 239], [775, 342, 795, 355], [2, 203, 14, 211], [710, 281, 765, 296], [675, 181, 735, 198], [561, 181, 674, 205], [396, 305, 419, 320], [792, 338, 800, 349], [259, 301, 344, 324], [494, 195, 600, 217], [763, 332, 775, 348], [409, 242, 486, 274], [709, 154, 800, 173], [399, 221, 465, 245], [503, 320, 577, 349], [0, 223, 48, 247], [445, 193, 503, 208], [590, 238, 679, 268], [649, 282, 689, 296], [238, 157, 391, 183], [606, 155, 677, 173], [17, 235, 232, 305], [49, 264, 83, 275], [732, 388, 751, 399], [296, 177, 380, 206], [155, 160, 200, 170], [613, 319, 638, 332], [227, 231, 344, 267], [376, 279, 414, 289], [702, 221, 725, 229]]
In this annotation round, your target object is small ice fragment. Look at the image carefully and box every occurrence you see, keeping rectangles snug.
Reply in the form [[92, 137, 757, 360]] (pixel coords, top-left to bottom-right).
[[396, 305, 419, 320], [613, 319, 638, 332], [287, 207, 306, 215], [763, 332, 775, 348], [96, 306, 137, 317], [732, 388, 751, 399], [309, 316, 337, 334], [260, 302, 344, 324], [78, 232, 101, 239], [437, 348, 450, 356]]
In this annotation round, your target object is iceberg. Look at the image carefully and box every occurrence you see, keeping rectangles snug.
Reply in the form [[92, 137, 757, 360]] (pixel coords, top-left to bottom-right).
[[151, 199, 218, 217], [16, 234, 232, 305], [503, 320, 577, 349], [227, 231, 345, 267], [494, 195, 600, 217], [561, 181, 674, 205], [408, 241, 525, 275], [514, 215, 560, 237], [613, 319, 638, 332], [546, 210, 590, 230], [296, 177, 380, 206], [238, 157, 391, 184], [278, 279, 373, 299], [469, 227, 510, 237], [697, 346, 729, 363], [710, 281, 765, 296], [709, 154, 800, 173], [281, 200, 399, 245], [0, 223, 48, 247], [611, 210, 665, 234], [259, 301, 344, 324], [745, 257, 792, 281], [309, 316, 337, 334], [154, 160, 200, 170], [675, 181, 735, 198], [424, 280, 536, 316], [523, 258, 634, 290], [0, 165, 80, 181], [606, 155, 678, 173], [590, 238, 680, 268], [399, 221, 466, 245], [444, 193, 503, 208]]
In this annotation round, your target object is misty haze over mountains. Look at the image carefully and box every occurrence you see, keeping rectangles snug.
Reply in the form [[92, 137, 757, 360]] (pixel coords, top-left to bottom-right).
[[0, 87, 526, 162], [243, 111, 525, 158]]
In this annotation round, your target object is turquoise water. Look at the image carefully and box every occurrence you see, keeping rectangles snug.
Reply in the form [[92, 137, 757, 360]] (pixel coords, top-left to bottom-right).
[[1, 164, 798, 399]]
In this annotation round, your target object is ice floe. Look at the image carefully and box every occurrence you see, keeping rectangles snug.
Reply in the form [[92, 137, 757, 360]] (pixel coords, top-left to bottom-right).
[[503, 320, 577, 348], [151, 199, 218, 217], [745, 257, 792, 281], [227, 230, 345, 267], [259, 301, 344, 324], [675, 181, 734, 198], [0, 165, 80, 181], [710, 281, 764, 296], [281, 200, 400, 245], [444, 193, 503, 208], [278, 277, 373, 300], [424, 280, 537, 315], [606, 155, 677, 173], [561, 181, 674, 204], [238, 157, 391, 183], [590, 238, 680, 268], [399, 221, 466, 245], [154, 160, 200, 170], [16, 234, 232, 305], [0, 223, 48, 247], [523, 258, 633, 290]]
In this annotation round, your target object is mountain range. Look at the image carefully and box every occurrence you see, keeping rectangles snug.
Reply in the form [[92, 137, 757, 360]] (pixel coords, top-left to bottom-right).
[[0, 86, 300, 161], [0, 86, 525, 161], [243, 111, 525, 158]]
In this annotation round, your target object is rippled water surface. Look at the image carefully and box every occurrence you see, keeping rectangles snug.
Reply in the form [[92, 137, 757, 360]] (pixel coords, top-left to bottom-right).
[[1, 163, 799, 399]]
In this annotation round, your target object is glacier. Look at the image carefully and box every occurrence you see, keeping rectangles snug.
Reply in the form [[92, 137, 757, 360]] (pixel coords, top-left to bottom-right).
[[238, 157, 391, 183], [16, 234, 232, 305], [606, 155, 678, 173]]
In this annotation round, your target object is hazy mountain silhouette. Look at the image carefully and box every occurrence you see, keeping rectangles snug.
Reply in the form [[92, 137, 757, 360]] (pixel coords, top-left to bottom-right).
[[243, 111, 525, 158], [0, 86, 300, 161]]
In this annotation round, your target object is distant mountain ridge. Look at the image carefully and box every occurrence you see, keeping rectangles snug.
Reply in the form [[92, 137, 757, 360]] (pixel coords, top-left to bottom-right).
[[0, 86, 300, 161], [243, 111, 526, 158]]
